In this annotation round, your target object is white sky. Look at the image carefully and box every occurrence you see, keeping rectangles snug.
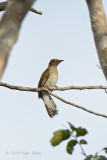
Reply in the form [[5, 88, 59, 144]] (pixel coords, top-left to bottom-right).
[[0, 0, 107, 159]]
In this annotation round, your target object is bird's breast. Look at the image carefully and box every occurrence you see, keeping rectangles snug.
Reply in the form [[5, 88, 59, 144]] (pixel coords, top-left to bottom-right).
[[45, 69, 58, 87]]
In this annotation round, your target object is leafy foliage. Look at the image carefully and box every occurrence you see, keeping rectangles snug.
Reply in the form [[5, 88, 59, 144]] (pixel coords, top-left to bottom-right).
[[50, 122, 107, 160], [50, 129, 71, 146], [79, 139, 87, 145], [76, 127, 88, 137], [84, 155, 93, 160], [68, 122, 76, 131], [66, 140, 77, 154], [103, 148, 107, 154], [84, 155, 107, 160]]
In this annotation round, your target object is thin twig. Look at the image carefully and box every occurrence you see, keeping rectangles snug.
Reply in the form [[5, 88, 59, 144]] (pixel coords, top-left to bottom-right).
[[78, 141, 88, 157], [0, 82, 107, 119], [75, 136, 88, 158], [77, 140, 91, 160], [30, 8, 42, 15], [96, 64, 102, 70], [71, 133, 90, 160]]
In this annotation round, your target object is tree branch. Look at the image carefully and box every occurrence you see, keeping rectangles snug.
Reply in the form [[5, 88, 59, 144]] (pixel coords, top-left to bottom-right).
[[50, 85, 107, 91], [30, 8, 42, 15], [86, 0, 107, 80], [0, 82, 107, 91], [0, 0, 36, 78], [48, 90, 107, 119], [0, 82, 107, 119], [0, 1, 42, 15]]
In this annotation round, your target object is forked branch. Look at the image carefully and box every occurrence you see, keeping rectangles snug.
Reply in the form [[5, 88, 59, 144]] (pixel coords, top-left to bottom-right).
[[0, 82, 107, 119]]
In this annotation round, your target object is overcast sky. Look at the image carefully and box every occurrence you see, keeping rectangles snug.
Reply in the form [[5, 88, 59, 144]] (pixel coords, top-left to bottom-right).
[[0, 0, 107, 160]]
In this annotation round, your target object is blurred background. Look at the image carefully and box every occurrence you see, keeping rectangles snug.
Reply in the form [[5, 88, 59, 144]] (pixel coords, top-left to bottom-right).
[[0, 0, 107, 159]]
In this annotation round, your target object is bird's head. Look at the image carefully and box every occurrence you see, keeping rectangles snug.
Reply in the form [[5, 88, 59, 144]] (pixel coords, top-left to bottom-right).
[[49, 59, 64, 66]]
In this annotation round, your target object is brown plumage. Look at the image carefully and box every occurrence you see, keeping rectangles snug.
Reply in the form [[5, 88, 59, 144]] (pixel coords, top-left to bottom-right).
[[38, 59, 63, 118], [38, 68, 49, 98]]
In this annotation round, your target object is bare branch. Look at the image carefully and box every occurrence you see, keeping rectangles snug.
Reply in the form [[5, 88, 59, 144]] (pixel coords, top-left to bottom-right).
[[0, 82, 107, 91], [0, 82, 39, 92], [30, 8, 42, 15], [0, 1, 42, 15], [86, 0, 107, 80], [0, 0, 36, 78], [49, 85, 107, 91], [96, 64, 102, 70], [0, 82, 107, 119], [48, 90, 107, 119]]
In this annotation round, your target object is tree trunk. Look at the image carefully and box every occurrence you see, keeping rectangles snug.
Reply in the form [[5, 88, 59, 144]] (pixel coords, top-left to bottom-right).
[[0, 0, 35, 78], [86, 0, 107, 80]]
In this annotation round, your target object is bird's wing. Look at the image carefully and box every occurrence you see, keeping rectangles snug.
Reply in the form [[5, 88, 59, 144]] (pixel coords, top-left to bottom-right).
[[38, 68, 50, 98], [38, 68, 49, 87]]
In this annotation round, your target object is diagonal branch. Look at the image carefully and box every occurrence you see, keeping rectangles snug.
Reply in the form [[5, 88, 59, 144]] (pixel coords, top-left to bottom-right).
[[48, 90, 107, 119], [0, 82, 107, 119], [30, 8, 42, 15]]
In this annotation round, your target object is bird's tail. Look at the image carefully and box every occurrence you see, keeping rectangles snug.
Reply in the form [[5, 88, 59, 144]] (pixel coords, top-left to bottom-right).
[[42, 93, 58, 118]]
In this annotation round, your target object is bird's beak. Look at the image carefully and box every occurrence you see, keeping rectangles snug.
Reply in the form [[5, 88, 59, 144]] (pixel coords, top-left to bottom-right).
[[59, 60, 64, 63]]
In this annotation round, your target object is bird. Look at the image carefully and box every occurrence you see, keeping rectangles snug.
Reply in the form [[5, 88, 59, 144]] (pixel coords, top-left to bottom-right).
[[38, 59, 63, 118]]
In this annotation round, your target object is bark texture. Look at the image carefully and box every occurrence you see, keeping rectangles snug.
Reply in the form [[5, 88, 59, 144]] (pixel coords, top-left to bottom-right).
[[86, 0, 107, 80], [0, 0, 35, 78]]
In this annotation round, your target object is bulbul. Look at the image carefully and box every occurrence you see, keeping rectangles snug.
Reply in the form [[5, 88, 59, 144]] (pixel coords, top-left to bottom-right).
[[38, 59, 63, 118]]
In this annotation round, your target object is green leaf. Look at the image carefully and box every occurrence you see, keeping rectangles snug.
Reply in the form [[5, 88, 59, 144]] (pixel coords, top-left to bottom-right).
[[50, 129, 71, 146], [76, 127, 88, 137], [103, 148, 107, 154], [98, 156, 107, 160], [85, 155, 107, 160], [68, 122, 76, 131], [79, 139, 87, 145], [66, 140, 77, 154], [84, 155, 93, 160]]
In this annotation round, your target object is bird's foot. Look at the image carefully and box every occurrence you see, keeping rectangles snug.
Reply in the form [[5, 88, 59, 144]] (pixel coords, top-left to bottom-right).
[[46, 86, 52, 91], [55, 86, 58, 90]]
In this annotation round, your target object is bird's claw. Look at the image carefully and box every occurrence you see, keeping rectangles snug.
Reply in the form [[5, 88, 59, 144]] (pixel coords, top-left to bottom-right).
[[55, 86, 58, 89]]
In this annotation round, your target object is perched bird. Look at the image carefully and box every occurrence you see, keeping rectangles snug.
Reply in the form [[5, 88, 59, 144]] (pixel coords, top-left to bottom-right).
[[38, 59, 63, 118]]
